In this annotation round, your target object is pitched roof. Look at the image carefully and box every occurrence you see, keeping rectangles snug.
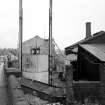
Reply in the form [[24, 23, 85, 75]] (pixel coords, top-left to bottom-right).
[[65, 31, 105, 55], [65, 31, 105, 50], [80, 44, 105, 62], [23, 35, 43, 44]]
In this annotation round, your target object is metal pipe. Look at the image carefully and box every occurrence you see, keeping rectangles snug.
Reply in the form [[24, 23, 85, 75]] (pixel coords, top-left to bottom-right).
[[49, 0, 53, 85], [19, 0, 23, 72]]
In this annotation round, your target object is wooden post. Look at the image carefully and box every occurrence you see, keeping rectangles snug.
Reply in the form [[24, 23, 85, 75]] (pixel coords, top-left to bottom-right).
[[19, 0, 23, 72], [49, 0, 53, 85], [65, 64, 74, 105]]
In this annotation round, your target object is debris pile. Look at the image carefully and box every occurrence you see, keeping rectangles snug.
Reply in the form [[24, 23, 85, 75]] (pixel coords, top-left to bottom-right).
[[25, 94, 48, 105]]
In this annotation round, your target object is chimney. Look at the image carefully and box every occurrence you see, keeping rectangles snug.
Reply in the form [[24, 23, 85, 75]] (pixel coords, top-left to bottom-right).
[[86, 22, 91, 38]]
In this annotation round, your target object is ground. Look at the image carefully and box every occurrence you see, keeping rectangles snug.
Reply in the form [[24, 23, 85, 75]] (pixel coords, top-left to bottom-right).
[[0, 62, 8, 105]]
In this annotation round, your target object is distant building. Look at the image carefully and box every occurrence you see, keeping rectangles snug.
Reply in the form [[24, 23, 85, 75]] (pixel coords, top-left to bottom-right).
[[0, 55, 7, 62]]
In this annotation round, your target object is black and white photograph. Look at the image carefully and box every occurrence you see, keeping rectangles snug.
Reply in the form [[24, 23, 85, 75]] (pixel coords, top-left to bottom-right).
[[0, 0, 105, 105]]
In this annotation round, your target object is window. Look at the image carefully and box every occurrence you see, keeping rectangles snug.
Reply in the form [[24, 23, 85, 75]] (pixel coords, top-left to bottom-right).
[[31, 48, 40, 55]]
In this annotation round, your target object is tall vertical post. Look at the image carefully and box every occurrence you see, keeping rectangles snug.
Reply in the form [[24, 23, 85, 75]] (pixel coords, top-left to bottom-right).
[[19, 0, 23, 72], [49, 0, 52, 85]]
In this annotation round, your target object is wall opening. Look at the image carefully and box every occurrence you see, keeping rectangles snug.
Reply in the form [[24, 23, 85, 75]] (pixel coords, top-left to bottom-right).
[[73, 47, 100, 81]]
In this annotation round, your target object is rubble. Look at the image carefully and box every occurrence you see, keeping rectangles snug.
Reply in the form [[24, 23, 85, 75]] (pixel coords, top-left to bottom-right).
[[25, 94, 48, 105]]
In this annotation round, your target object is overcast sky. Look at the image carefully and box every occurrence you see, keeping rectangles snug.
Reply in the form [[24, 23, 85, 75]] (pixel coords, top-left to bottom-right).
[[0, 0, 105, 49]]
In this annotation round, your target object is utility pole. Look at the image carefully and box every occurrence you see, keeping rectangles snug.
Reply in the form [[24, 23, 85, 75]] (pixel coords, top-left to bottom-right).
[[49, 0, 53, 85], [19, 0, 23, 72]]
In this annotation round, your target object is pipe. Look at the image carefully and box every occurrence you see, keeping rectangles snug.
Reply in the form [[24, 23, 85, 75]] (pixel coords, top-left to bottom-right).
[[49, 0, 53, 85], [19, 0, 23, 72]]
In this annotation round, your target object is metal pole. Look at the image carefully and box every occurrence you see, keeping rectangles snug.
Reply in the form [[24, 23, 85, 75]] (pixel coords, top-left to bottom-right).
[[49, 0, 52, 85], [19, 0, 23, 72]]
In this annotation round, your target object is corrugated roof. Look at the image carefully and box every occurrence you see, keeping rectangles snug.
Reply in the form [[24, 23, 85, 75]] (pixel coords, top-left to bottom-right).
[[65, 31, 105, 51], [80, 44, 105, 62]]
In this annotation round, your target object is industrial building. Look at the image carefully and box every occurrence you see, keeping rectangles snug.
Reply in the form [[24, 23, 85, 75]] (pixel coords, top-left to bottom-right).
[[22, 36, 54, 83], [22, 35, 65, 84], [65, 22, 105, 104]]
